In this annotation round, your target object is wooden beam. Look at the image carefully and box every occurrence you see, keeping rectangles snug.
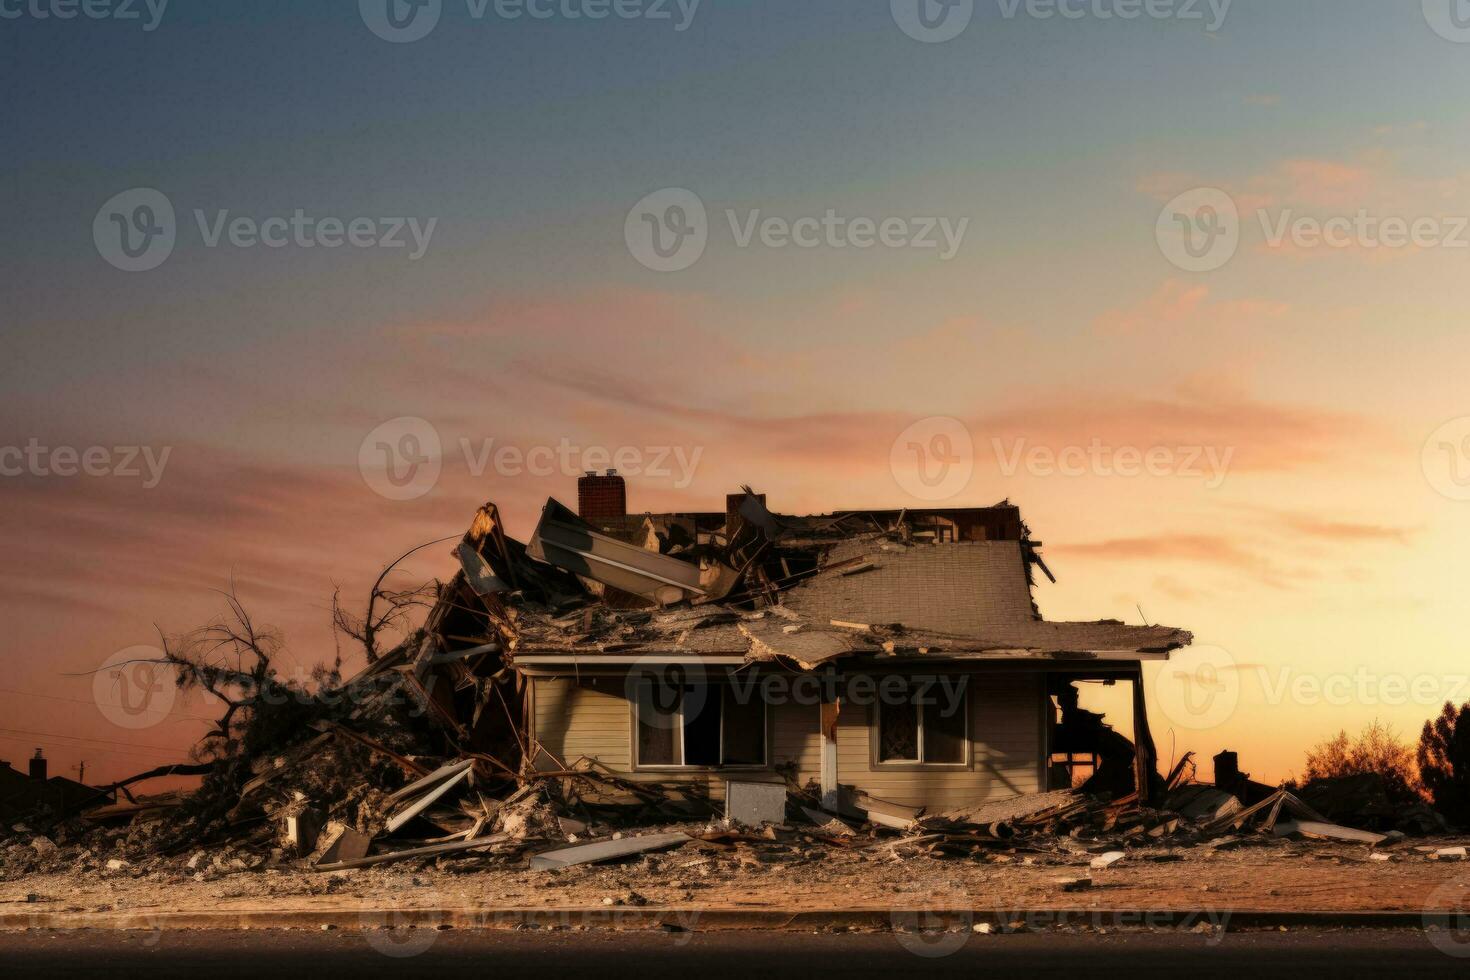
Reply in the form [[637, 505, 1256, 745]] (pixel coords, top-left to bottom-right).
[[385, 764, 473, 833], [314, 833, 510, 872]]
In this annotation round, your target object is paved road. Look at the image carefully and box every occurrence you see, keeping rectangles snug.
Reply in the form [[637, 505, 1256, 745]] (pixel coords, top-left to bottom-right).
[[3, 928, 1468, 978]]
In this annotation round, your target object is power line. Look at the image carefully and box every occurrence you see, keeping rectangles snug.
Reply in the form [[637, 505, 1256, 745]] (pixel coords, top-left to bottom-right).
[[0, 685, 216, 722], [0, 726, 186, 754]]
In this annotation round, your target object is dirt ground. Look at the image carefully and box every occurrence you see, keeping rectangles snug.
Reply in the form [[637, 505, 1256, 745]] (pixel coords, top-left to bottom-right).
[[4, 834, 1470, 918]]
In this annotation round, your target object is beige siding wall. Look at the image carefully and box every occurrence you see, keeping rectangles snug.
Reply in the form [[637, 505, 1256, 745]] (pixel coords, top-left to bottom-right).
[[533, 675, 631, 770], [836, 672, 1043, 809], [530, 670, 1043, 811]]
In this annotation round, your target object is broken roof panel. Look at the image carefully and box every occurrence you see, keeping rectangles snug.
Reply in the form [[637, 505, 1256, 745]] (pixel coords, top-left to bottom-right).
[[526, 498, 707, 606], [778, 540, 1037, 633], [447, 488, 1191, 671]]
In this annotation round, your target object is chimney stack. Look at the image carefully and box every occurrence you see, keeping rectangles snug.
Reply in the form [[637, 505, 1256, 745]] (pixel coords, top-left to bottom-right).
[[577, 470, 626, 522], [726, 491, 767, 532], [29, 749, 47, 782]]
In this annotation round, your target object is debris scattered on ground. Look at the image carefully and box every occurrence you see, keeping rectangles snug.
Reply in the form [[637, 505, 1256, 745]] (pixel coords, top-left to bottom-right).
[[1, 491, 1460, 885]]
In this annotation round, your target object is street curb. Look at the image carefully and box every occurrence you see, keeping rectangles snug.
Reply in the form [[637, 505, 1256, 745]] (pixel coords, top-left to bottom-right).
[[0, 907, 1455, 933]]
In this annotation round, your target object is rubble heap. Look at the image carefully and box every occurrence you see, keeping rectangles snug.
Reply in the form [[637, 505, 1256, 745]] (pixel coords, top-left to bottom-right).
[[0, 493, 1451, 880]]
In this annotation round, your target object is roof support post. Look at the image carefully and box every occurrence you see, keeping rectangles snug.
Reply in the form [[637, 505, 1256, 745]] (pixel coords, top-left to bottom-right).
[[820, 697, 840, 810], [1131, 667, 1157, 805]]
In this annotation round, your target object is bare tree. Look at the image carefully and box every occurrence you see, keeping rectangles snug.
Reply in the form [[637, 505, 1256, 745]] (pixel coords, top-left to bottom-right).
[[157, 587, 304, 757], [331, 536, 453, 664]]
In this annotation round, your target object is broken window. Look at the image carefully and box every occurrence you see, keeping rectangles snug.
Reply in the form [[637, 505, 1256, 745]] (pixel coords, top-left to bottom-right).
[[634, 683, 767, 768], [636, 683, 680, 766], [879, 698, 919, 762], [721, 689, 767, 766], [682, 688, 722, 767], [877, 679, 968, 765]]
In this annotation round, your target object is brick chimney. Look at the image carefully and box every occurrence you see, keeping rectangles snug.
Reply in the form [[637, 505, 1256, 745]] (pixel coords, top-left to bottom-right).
[[577, 470, 626, 522], [726, 491, 767, 532], [29, 749, 47, 782]]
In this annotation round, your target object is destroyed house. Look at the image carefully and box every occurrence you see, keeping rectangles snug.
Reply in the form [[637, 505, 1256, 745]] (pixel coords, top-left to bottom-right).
[[404, 477, 1192, 817]]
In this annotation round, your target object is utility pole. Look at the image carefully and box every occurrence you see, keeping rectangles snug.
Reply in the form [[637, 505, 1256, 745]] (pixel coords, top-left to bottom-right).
[[74, 761, 86, 785]]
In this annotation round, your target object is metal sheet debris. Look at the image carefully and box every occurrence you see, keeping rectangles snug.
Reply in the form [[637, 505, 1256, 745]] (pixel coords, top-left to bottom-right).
[[529, 833, 692, 871]]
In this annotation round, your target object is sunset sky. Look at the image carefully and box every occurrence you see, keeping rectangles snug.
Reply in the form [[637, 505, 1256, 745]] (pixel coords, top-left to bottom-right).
[[4, 0, 1470, 787]]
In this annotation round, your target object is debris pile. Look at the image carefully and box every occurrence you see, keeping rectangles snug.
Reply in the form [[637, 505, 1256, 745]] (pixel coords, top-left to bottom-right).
[[0, 488, 1458, 883]]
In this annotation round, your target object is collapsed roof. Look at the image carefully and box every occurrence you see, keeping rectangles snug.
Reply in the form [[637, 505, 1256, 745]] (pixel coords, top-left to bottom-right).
[[426, 489, 1192, 673]]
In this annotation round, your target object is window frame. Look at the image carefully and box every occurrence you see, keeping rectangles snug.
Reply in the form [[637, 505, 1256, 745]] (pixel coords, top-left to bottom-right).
[[870, 676, 973, 771], [631, 680, 772, 772]]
